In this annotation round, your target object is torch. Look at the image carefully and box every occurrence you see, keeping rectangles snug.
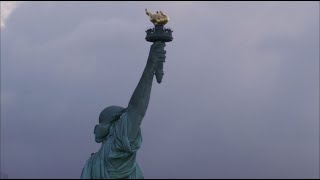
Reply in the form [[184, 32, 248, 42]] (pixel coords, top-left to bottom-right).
[[145, 9, 173, 84]]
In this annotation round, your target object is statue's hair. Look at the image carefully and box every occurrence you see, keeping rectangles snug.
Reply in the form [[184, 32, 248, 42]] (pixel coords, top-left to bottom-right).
[[99, 106, 126, 124], [94, 106, 126, 143]]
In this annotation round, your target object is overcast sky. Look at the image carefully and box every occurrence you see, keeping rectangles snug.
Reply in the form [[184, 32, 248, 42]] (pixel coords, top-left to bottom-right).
[[1, 1, 319, 179]]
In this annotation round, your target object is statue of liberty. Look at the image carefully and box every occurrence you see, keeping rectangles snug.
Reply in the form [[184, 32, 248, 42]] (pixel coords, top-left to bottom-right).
[[80, 9, 173, 179]]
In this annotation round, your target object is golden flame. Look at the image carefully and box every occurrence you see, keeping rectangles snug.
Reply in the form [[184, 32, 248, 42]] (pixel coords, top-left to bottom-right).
[[145, 8, 169, 25]]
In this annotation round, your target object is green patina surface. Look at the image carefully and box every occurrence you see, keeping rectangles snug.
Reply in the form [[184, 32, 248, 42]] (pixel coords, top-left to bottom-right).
[[80, 41, 170, 179]]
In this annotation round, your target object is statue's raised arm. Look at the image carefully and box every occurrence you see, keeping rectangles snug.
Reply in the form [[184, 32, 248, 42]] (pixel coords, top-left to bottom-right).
[[126, 42, 166, 140]]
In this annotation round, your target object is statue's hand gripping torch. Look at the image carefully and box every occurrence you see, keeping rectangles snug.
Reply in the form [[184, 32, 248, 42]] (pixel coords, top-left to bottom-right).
[[145, 9, 173, 84]]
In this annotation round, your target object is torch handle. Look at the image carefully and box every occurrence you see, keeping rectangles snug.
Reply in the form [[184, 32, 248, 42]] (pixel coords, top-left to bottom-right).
[[146, 24, 172, 84], [155, 60, 164, 84]]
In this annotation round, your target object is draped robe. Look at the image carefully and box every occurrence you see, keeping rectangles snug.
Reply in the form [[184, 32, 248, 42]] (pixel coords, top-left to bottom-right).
[[80, 112, 143, 179]]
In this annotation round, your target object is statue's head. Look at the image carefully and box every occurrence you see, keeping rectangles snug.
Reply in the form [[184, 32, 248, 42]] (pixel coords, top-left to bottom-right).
[[98, 106, 126, 124], [94, 106, 126, 143]]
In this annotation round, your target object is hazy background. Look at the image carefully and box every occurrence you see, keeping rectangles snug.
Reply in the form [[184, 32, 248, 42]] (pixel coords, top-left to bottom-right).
[[1, 1, 319, 179]]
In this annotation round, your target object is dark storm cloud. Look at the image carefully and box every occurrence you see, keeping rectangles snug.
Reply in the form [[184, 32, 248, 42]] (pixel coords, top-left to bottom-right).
[[1, 1, 319, 179]]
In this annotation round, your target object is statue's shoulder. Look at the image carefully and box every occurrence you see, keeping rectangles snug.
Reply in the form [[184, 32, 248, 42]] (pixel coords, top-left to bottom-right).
[[118, 111, 133, 126]]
